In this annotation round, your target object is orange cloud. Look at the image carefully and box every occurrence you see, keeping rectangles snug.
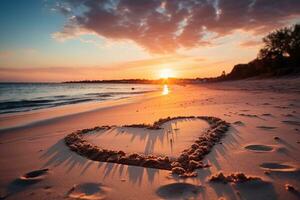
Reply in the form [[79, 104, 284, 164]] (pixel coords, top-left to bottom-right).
[[54, 0, 300, 53]]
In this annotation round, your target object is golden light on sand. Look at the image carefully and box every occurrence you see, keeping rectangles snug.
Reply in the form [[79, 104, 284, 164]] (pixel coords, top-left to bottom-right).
[[159, 68, 174, 79], [162, 84, 169, 95]]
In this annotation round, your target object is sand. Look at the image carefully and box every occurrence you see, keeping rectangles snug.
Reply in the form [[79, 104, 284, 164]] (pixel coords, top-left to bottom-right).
[[64, 116, 229, 175], [0, 78, 300, 199], [83, 118, 210, 157]]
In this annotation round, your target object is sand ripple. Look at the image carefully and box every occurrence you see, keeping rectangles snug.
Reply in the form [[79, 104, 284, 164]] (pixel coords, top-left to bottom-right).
[[67, 183, 110, 200]]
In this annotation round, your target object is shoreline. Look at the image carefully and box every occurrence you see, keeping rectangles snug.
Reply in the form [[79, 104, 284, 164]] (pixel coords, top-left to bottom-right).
[[2, 76, 299, 131], [0, 88, 163, 131]]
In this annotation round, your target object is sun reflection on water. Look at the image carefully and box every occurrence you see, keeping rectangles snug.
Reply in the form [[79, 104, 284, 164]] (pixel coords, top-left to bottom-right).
[[162, 84, 169, 95]]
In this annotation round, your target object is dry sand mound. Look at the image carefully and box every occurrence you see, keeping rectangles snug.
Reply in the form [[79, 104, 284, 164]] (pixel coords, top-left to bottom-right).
[[244, 144, 273, 152], [67, 182, 110, 200], [208, 172, 278, 199], [156, 183, 202, 199], [208, 172, 261, 184]]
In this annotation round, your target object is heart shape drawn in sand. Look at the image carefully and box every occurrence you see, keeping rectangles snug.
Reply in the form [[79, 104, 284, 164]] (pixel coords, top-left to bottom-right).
[[64, 116, 230, 177]]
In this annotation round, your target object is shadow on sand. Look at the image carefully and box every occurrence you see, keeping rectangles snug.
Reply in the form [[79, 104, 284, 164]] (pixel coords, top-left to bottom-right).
[[39, 118, 208, 189], [40, 138, 161, 187], [83, 117, 203, 156]]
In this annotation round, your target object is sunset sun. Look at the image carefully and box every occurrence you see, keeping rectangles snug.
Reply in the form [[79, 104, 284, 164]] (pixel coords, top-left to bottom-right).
[[159, 68, 174, 79]]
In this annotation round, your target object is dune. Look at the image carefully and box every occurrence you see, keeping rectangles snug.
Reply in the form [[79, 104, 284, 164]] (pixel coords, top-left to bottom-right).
[[0, 78, 299, 199]]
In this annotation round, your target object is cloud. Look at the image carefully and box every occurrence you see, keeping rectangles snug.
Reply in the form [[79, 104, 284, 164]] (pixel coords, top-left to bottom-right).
[[51, 2, 72, 16], [54, 0, 300, 53], [52, 16, 92, 42], [240, 40, 262, 47]]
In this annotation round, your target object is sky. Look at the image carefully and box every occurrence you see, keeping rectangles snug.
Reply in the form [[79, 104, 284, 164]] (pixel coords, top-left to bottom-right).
[[0, 0, 299, 82]]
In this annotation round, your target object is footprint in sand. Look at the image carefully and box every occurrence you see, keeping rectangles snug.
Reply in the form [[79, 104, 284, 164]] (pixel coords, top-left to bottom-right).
[[256, 126, 277, 130], [67, 182, 110, 200], [18, 168, 49, 184], [156, 183, 202, 199], [260, 163, 298, 172], [2, 168, 50, 199], [245, 144, 273, 152], [261, 113, 273, 117]]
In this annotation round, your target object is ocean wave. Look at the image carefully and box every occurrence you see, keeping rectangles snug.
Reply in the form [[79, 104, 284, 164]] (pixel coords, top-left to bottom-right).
[[0, 98, 96, 114], [0, 83, 158, 114]]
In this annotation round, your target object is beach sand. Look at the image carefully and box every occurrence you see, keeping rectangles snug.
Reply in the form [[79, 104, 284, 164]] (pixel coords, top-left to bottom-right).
[[0, 78, 300, 200]]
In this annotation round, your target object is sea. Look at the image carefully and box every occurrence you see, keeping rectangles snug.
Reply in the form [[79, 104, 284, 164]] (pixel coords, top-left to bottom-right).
[[0, 83, 160, 114]]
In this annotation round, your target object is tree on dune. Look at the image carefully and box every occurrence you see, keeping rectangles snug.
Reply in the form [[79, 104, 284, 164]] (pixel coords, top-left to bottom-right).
[[223, 24, 300, 80], [259, 24, 300, 63]]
